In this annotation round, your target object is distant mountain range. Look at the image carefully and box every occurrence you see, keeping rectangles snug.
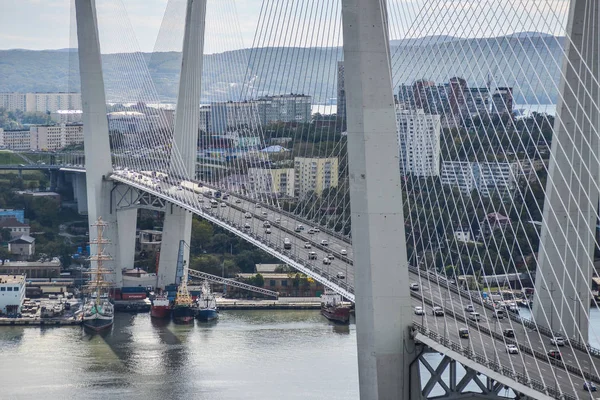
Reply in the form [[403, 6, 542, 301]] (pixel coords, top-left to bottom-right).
[[0, 32, 564, 105]]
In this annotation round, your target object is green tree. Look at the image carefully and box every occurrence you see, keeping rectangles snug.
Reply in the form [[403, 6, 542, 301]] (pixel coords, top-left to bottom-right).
[[0, 229, 11, 242]]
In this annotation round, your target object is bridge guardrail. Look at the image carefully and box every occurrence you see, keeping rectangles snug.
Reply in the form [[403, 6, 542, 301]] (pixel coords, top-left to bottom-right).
[[412, 290, 600, 391], [412, 322, 577, 400], [409, 265, 600, 360]]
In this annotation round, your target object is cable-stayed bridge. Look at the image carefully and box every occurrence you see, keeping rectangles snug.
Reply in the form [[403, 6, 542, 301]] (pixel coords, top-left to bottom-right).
[[10, 0, 599, 398]]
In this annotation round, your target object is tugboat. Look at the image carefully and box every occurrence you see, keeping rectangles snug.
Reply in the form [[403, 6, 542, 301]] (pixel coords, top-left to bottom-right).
[[150, 292, 171, 319], [82, 217, 115, 332], [195, 280, 218, 322], [320, 289, 350, 324], [172, 241, 194, 324]]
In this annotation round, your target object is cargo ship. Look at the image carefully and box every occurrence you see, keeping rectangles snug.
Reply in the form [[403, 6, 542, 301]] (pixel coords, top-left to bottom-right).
[[195, 281, 218, 322], [151, 292, 171, 319], [320, 289, 350, 324], [82, 217, 114, 332]]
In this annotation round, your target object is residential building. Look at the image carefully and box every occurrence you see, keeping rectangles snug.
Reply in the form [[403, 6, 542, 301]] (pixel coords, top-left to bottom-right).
[[480, 212, 511, 238], [337, 62, 346, 127], [0, 218, 30, 239], [492, 87, 514, 116], [248, 168, 295, 197], [0, 129, 30, 151], [396, 109, 441, 177], [256, 94, 312, 126], [29, 123, 84, 151], [0, 209, 25, 224], [107, 111, 147, 133], [211, 101, 258, 134], [50, 110, 83, 124], [0, 92, 81, 113], [441, 161, 519, 197], [0, 275, 26, 315], [8, 235, 35, 257], [0, 259, 61, 279], [294, 157, 339, 197], [199, 106, 212, 133]]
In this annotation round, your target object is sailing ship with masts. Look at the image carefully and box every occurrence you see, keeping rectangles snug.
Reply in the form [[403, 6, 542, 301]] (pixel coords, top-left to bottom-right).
[[82, 217, 115, 332]]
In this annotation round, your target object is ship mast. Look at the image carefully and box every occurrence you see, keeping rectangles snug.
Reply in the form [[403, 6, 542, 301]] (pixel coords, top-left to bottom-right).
[[174, 240, 193, 307], [87, 217, 114, 307]]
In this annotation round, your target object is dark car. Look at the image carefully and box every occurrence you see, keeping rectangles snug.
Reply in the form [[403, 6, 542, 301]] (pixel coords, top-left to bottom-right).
[[547, 350, 562, 360], [459, 328, 469, 338], [503, 329, 515, 338], [584, 381, 597, 392]]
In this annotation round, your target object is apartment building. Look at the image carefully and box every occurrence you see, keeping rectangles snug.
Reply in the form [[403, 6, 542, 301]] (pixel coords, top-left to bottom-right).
[[248, 168, 295, 197], [294, 157, 339, 197], [396, 109, 441, 177]]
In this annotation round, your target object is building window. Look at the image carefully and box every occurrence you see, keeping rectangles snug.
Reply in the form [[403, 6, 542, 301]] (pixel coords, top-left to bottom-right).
[[7, 287, 12, 291], [270, 280, 276, 287], [281, 280, 288, 287], [0, 287, 4, 291], [14, 287, 18, 291]]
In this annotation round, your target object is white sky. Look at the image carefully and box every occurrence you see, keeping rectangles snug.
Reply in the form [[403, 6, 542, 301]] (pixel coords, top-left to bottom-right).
[[0, 0, 569, 53]]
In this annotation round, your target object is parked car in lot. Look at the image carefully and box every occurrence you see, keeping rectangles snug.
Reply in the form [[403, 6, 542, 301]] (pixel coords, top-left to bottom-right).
[[506, 344, 519, 354], [547, 350, 562, 360], [414, 306, 424, 315], [432, 306, 444, 316], [409, 283, 419, 291], [550, 336, 565, 346]]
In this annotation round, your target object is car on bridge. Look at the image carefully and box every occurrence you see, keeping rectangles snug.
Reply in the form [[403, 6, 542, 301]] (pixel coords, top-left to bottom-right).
[[409, 283, 419, 291], [503, 328, 515, 338], [432, 306, 444, 316], [263, 221, 271, 228], [321, 240, 329, 246], [506, 344, 519, 354], [414, 306, 424, 315], [308, 251, 317, 260], [255, 203, 261, 208], [464, 304, 475, 312], [550, 336, 565, 346], [340, 249, 348, 256], [304, 242, 311, 249], [244, 212, 252, 219], [336, 272, 345, 280], [284, 238, 292, 250], [323, 258, 332, 265], [459, 328, 469, 338], [327, 254, 335, 260], [235, 199, 241, 204], [244, 223, 251, 231], [547, 350, 562, 360], [468, 312, 481, 322], [584, 381, 597, 392], [265, 228, 271, 234], [295, 226, 302, 232], [220, 202, 226, 208]]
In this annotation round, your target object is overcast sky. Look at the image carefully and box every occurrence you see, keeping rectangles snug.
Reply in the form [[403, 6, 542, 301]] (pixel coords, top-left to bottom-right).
[[0, 0, 569, 53]]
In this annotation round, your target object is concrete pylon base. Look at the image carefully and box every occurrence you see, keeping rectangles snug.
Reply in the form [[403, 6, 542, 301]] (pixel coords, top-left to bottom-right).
[[157, 205, 192, 288]]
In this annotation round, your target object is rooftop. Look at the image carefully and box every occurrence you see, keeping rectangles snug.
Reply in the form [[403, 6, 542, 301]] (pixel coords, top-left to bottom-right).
[[0, 218, 28, 228], [0, 275, 25, 285], [9, 235, 35, 244]]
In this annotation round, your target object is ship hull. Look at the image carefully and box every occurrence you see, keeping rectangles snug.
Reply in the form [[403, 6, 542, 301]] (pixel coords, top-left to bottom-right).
[[83, 315, 113, 332], [321, 305, 350, 324], [151, 306, 171, 319], [172, 306, 195, 324], [196, 308, 218, 322]]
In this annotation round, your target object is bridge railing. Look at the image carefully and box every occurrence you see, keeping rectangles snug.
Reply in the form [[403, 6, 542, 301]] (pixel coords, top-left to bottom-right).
[[412, 322, 577, 400], [409, 265, 600, 359]]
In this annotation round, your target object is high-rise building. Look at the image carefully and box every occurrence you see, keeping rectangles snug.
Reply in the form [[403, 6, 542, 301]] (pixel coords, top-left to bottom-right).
[[337, 61, 346, 127], [464, 87, 491, 118], [492, 87, 514, 116], [256, 94, 312, 126], [0, 92, 82, 113], [396, 109, 441, 177], [30, 124, 84, 151], [211, 101, 258, 134], [248, 167, 295, 197], [294, 157, 339, 197]]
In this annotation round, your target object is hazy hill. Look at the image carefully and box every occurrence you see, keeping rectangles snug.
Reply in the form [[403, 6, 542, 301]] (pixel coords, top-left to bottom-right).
[[0, 32, 564, 105]]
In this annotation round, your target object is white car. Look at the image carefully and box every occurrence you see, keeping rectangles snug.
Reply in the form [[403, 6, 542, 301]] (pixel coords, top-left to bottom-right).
[[432, 306, 444, 316], [308, 251, 318, 260], [312, 227, 320, 233], [220, 203, 227, 207], [327, 254, 335, 260], [409, 283, 419, 291], [506, 344, 519, 354], [336, 272, 345, 279], [275, 218, 281, 223], [551, 337, 565, 346], [244, 212, 252, 219], [340, 249, 348, 256], [321, 239, 329, 246], [256, 203, 261, 208], [414, 306, 424, 315], [323, 258, 332, 265], [304, 242, 312, 249], [465, 304, 475, 312], [265, 228, 271, 234]]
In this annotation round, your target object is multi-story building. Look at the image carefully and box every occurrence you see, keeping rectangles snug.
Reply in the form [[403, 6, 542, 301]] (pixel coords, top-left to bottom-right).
[[0, 218, 31, 239], [0, 275, 26, 315], [0, 92, 81, 113], [8, 235, 35, 258], [198, 106, 212, 133], [29, 124, 84, 151], [396, 109, 441, 177], [248, 168, 295, 197], [440, 160, 519, 197], [492, 87, 514, 116], [294, 157, 339, 197], [50, 110, 83, 124], [0, 129, 30, 151], [0, 209, 25, 223], [337, 61, 346, 127], [0, 259, 61, 279], [211, 101, 258, 134], [256, 94, 312, 126]]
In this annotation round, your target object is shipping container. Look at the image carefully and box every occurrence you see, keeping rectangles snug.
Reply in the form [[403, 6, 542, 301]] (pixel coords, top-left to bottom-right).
[[121, 286, 147, 294], [121, 293, 147, 300]]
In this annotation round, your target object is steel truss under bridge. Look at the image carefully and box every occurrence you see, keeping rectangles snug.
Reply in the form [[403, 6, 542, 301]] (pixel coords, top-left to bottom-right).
[[188, 269, 279, 298], [112, 182, 167, 212]]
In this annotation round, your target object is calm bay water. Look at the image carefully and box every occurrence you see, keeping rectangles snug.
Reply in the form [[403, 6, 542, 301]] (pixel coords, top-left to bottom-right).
[[0, 311, 359, 400]]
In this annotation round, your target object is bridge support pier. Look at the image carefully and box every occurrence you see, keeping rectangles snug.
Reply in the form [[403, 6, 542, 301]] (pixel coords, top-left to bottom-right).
[[533, 0, 599, 343], [342, 0, 415, 398], [157, 0, 206, 288], [116, 208, 137, 274], [73, 173, 88, 215]]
